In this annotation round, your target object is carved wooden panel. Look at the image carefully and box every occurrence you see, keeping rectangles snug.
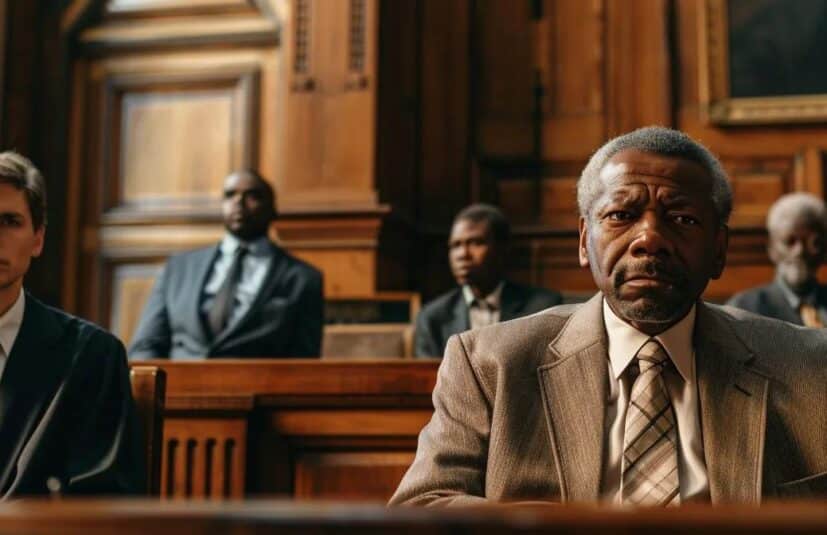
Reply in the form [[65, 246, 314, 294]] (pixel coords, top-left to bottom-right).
[[109, 263, 164, 345], [162, 418, 247, 499], [279, 0, 378, 209], [293, 452, 414, 500], [474, 0, 536, 157], [98, 66, 260, 220], [725, 156, 796, 229]]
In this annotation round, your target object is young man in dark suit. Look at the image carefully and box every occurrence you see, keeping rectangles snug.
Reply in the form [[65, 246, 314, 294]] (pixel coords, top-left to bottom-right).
[[129, 170, 323, 359], [0, 151, 144, 497], [414, 204, 562, 358]]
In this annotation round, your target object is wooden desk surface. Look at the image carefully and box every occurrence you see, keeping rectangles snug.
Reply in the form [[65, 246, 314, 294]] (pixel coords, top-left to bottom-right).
[[0, 500, 825, 534]]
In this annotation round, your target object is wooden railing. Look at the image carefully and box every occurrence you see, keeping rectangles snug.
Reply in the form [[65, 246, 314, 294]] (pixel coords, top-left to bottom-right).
[[0, 500, 826, 534], [135, 360, 439, 500]]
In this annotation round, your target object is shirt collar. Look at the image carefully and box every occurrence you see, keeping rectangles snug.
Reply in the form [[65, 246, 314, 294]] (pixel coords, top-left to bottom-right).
[[602, 298, 695, 383], [462, 281, 504, 309], [0, 289, 25, 356], [220, 234, 273, 257]]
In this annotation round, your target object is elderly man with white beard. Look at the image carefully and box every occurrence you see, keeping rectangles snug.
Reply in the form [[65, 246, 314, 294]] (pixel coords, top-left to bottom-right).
[[727, 192, 827, 327]]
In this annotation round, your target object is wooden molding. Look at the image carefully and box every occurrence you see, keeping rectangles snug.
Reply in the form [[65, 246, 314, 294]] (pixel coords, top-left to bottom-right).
[[77, 15, 279, 51]]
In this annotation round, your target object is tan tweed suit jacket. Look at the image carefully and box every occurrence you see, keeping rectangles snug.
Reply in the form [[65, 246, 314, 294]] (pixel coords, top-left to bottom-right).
[[390, 294, 827, 506]]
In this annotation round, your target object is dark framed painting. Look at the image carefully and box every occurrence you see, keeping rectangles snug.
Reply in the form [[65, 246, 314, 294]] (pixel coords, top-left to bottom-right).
[[699, 0, 827, 125]]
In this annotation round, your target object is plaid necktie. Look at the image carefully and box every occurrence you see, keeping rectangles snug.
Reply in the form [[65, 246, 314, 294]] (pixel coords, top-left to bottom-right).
[[621, 339, 680, 506]]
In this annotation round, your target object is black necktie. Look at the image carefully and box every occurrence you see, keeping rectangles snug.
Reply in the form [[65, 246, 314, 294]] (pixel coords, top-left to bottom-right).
[[207, 246, 248, 338]]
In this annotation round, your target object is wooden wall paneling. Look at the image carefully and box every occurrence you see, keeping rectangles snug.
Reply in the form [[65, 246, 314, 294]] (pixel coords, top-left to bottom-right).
[[724, 155, 795, 229], [93, 62, 262, 220], [63, 60, 89, 314], [473, 0, 535, 158], [279, 0, 378, 210], [605, 0, 672, 136], [109, 263, 165, 345], [794, 147, 826, 199], [275, 210, 386, 297], [541, 0, 606, 161], [419, 0, 471, 224]]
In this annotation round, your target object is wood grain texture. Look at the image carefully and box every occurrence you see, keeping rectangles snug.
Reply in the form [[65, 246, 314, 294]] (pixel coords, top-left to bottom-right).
[[136, 360, 437, 500]]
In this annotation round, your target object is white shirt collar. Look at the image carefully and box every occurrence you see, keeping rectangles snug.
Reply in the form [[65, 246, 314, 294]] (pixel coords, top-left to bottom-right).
[[602, 298, 695, 383], [0, 289, 25, 356], [219, 234, 273, 257], [462, 281, 505, 309]]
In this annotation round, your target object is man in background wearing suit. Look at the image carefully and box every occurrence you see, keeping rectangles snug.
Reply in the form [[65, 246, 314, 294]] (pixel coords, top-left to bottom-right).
[[391, 127, 827, 506], [0, 151, 143, 497], [727, 192, 827, 327], [414, 204, 562, 358], [129, 170, 323, 359]]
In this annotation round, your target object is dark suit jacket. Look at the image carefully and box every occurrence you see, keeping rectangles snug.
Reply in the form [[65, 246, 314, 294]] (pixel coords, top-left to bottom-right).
[[129, 242, 323, 359], [726, 281, 827, 326], [391, 294, 827, 506], [414, 281, 562, 358], [0, 294, 144, 498]]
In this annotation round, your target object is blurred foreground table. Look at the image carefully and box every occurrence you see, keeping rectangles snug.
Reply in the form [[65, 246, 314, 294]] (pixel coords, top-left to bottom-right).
[[0, 500, 825, 534]]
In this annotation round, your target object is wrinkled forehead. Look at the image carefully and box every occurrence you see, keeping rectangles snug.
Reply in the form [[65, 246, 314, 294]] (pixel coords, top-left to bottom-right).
[[596, 149, 714, 201]]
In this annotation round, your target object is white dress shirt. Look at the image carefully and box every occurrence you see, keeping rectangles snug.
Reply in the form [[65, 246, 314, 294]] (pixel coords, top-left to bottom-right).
[[201, 234, 274, 328], [601, 299, 710, 503], [0, 289, 25, 380], [462, 282, 504, 330]]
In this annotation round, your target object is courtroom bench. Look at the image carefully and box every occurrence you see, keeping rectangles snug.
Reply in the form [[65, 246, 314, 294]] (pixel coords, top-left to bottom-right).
[[0, 500, 825, 534], [134, 360, 439, 500]]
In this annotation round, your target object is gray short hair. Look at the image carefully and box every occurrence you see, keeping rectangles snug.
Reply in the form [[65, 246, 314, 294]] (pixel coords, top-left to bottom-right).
[[577, 126, 732, 224], [766, 192, 827, 235]]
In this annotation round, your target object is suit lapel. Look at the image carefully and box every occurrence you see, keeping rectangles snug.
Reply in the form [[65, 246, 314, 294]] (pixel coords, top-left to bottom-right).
[[765, 282, 803, 325], [190, 246, 220, 343], [695, 303, 768, 504], [441, 291, 470, 345], [538, 293, 607, 502], [0, 295, 67, 491], [499, 281, 526, 322], [211, 244, 287, 350]]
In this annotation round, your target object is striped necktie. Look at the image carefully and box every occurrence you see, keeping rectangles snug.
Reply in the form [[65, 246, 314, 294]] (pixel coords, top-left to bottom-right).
[[621, 338, 680, 506], [207, 245, 249, 338]]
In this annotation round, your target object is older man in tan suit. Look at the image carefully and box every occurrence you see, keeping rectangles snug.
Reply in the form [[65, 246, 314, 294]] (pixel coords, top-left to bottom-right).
[[390, 127, 827, 507]]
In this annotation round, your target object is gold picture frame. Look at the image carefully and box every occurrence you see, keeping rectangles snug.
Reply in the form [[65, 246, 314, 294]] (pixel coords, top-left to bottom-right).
[[699, 0, 827, 125]]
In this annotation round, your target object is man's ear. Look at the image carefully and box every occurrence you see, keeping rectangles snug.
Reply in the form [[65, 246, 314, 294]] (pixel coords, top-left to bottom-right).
[[578, 216, 590, 268], [711, 224, 729, 279], [32, 225, 45, 258]]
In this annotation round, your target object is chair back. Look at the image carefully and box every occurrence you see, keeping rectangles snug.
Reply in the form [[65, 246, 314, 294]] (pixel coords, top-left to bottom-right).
[[129, 366, 166, 496]]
